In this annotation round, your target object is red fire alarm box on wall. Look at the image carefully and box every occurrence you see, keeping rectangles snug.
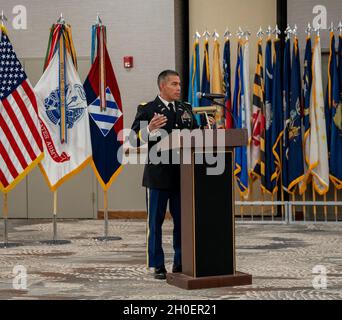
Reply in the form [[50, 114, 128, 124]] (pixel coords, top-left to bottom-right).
[[124, 56, 133, 68]]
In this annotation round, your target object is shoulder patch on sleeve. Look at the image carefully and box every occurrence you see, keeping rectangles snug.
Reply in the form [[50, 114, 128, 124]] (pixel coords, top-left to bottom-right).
[[140, 102, 147, 106]]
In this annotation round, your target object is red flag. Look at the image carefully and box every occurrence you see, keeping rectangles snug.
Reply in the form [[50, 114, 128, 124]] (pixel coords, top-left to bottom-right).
[[84, 25, 123, 191]]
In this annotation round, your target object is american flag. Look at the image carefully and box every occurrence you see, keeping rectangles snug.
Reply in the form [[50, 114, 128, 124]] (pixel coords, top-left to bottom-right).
[[0, 30, 43, 193]]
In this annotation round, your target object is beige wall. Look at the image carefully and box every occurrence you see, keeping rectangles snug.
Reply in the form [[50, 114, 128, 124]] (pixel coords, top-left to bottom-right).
[[0, 0, 175, 218], [1, 0, 278, 218], [189, 0, 277, 92]]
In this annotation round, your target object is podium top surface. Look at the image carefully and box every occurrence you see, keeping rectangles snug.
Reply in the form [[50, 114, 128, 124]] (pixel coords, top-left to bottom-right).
[[156, 129, 248, 151]]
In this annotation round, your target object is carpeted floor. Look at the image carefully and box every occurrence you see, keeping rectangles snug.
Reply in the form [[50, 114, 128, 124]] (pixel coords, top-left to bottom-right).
[[0, 219, 341, 300]]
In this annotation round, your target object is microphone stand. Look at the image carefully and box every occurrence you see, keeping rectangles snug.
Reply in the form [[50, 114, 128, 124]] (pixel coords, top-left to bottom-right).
[[205, 97, 238, 128], [204, 112, 212, 129]]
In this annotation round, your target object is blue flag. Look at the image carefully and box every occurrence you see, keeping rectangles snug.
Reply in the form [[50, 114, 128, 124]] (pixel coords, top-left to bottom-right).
[[329, 33, 342, 189], [303, 37, 312, 139], [282, 38, 291, 192], [261, 38, 276, 194], [300, 36, 312, 195], [287, 38, 304, 193], [232, 43, 241, 128], [188, 39, 201, 125], [339, 35, 342, 95], [271, 39, 283, 191], [200, 39, 211, 107], [233, 42, 248, 196], [325, 32, 336, 153]]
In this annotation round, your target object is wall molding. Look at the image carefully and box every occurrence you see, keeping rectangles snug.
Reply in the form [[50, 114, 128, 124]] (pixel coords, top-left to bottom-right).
[[97, 211, 172, 219]]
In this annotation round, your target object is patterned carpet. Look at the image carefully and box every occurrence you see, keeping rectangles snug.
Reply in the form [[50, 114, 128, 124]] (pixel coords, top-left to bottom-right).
[[0, 219, 341, 300]]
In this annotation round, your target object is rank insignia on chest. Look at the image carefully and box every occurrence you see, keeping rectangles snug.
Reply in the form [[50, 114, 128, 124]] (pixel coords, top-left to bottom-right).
[[181, 110, 192, 122]]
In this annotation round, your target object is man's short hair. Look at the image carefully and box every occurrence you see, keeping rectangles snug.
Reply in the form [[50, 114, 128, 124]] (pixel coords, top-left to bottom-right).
[[157, 70, 180, 89]]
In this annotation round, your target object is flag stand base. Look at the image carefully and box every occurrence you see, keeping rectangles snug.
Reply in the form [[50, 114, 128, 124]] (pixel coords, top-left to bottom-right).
[[93, 207, 122, 241], [39, 240, 71, 246], [1, 218, 24, 248], [0, 242, 23, 249], [93, 236, 122, 242], [39, 214, 71, 245]]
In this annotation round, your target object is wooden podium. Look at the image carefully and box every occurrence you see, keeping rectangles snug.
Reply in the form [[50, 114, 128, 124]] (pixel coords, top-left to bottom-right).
[[158, 129, 252, 290]]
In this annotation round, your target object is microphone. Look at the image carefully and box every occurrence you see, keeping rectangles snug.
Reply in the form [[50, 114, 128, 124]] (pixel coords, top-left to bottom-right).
[[196, 92, 238, 128], [196, 92, 225, 100]]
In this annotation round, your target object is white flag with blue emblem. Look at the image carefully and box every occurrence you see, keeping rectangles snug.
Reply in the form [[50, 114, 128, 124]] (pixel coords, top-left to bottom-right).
[[34, 51, 92, 191], [307, 36, 329, 195]]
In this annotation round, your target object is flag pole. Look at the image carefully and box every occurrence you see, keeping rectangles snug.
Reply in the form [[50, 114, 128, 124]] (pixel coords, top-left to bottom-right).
[[249, 177, 254, 221], [271, 194, 275, 221], [334, 187, 338, 222], [240, 194, 244, 221], [279, 143, 285, 221], [53, 190, 58, 241], [0, 10, 8, 28], [3, 193, 8, 246], [1, 193, 21, 248], [40, 190, 71, 245], [292, 193, 296, 222], [281, 181, 285, 221], [302, 191, 306, 222], [261, 191, 265, 221], [323, 193, 328, 222], [104, 190, 108, 238], [312, 183, 317, 223], [93, 189, 121, 242]]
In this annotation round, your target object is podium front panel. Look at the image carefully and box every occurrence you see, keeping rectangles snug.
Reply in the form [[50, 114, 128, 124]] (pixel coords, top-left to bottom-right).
[[193, 150, 235, 277]]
